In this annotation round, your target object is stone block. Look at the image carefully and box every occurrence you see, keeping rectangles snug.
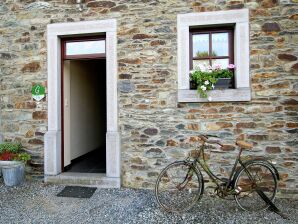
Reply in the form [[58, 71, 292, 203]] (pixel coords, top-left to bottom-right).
[[0, 52, 17, 59], [25, 2, 52, 10], [278, 54, 297, 61], [266, 146, 281, 153], [144, 128, 158, 135], [145, 148, 165, 158], [21, 62, 41, 73], [132, 34, 157, 39], [221, 144, 235, 151], [86, 1, 116, 8], [32, 111, 47, 120], [262, 22, 281, 32], [167, 139, 177, 146], [119, 58, 141, 64], [119, 80, 135, 93], [150, 40, 166, 46], [236, 122, 256, 129], [110, 5, 127, 12], [248, 134, 268, 141], [260, 0, 278, 8], [187, 123, 199, 130], [28, 138, 44, 145]]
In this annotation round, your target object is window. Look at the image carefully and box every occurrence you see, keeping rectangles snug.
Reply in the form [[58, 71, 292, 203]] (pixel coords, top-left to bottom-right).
[[190, 28, 234, 89], [62, 36, 106, 60], [66, 40, 105, 56], [177, 9, 250, 102]]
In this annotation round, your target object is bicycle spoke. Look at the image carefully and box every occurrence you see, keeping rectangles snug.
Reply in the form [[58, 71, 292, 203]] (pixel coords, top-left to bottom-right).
[[234, 162, 277, 212], [155, 161, 203, 213]]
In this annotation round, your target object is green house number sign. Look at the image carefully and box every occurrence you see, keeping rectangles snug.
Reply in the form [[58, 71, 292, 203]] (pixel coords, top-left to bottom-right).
[[32, 84, 45, 101]]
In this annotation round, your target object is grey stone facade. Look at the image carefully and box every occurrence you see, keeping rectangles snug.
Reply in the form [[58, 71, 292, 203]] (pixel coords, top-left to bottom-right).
[[0, 0, 297, 195]]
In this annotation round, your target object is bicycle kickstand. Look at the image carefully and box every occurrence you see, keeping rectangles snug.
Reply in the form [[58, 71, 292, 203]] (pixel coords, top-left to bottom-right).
[[256, 189, 289, 220]]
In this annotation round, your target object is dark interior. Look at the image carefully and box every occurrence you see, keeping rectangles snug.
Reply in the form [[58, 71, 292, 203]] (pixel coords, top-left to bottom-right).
[[65, 59, 106, 173], [65, 148, 106, 173]]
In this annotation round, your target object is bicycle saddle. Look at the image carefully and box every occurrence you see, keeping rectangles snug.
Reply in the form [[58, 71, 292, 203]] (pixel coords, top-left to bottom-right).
[[236, 141, 253, 150]]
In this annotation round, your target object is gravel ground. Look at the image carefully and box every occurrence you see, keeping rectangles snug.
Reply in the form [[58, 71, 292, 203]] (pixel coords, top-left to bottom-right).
[[0, 180, 297, 224]]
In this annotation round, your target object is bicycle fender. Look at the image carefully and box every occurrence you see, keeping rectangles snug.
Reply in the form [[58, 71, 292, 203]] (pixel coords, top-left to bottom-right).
[[239, 159, 280, 181]]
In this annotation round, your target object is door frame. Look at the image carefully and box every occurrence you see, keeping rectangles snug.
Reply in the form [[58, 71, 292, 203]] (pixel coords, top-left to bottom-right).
[[44, 19, 120, 182], [61, 35, 106, 170]]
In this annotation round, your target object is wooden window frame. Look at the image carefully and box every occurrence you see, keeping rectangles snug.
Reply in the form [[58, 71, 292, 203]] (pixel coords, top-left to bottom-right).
[[189, 27, 234, 69], [61, 35, 106, 60], [189, 27, 235, 89]]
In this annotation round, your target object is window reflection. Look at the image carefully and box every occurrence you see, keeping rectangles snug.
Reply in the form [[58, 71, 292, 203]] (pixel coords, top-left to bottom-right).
[[193, 34, 209, 58], [66, 40, 105, 56], [212, 33, 229, 56]]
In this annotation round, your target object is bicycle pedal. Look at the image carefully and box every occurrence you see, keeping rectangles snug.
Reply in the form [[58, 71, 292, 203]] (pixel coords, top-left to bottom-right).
[[233, 187, 242, 194]]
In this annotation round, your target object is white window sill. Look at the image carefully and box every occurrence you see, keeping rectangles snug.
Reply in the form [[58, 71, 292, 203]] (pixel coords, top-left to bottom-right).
[[178, 87, 251, 102]]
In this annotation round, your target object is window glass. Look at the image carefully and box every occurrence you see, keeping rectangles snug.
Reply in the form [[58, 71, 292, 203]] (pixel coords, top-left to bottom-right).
[[66, 40, 105, 56], [193, 60, 210, 71], [212, 33, 229, 56], [193, 34, 209, 58], [212, 59, 229, 69]]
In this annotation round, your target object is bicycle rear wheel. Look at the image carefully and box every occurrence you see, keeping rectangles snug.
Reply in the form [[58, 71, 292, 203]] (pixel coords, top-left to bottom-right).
[[155, 161, 204, 213], [234, 161, 278, 212]]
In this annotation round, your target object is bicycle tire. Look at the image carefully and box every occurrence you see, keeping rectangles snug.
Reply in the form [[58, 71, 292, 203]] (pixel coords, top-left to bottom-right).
[[155, 161, 204, 213], [234, 161, 278, 212]]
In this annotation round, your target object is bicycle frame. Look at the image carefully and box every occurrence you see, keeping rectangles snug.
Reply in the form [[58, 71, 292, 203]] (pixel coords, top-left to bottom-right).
[[191, 141, 245, 189]]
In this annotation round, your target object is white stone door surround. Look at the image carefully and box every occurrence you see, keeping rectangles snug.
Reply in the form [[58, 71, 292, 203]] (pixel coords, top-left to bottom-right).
[[44, 19, 120, 183]]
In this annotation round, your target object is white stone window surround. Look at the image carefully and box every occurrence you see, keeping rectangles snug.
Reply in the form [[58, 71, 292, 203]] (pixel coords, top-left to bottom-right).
[[45, 19, 120, 186], [177, 9, 251, 102]]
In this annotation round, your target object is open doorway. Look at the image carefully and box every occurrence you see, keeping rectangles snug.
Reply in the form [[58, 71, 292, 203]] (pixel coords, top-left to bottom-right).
[[62, 37, 106, 173]]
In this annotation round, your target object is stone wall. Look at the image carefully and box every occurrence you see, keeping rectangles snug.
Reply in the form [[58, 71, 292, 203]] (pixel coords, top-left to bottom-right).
[[0, 0, 297, 195]]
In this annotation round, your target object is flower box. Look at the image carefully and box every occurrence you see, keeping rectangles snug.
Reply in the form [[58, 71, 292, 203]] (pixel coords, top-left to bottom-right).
[[214, 78, 232, 89], [190, 63, 235, 98]]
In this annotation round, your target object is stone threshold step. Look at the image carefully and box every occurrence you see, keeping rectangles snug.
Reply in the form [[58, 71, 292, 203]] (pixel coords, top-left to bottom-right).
[[45, 172, 120, 188]]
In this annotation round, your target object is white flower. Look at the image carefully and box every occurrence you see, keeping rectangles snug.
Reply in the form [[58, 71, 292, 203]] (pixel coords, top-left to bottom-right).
[[194, 65, 200, 71], [211, 84, 215, 89], [200, 85, 207, 91], [204, 80, 209, 85], [190, 70, 195, 74]]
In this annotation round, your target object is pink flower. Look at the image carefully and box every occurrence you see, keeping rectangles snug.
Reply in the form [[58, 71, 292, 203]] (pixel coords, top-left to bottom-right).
[[214, 64, 221, 70], [228, 64, 235, 69]]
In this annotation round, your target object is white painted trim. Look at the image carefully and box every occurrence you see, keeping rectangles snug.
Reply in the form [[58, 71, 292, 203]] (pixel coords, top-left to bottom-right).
[[45, 19, 120, 183], [178, 88, 251, 102], [177, 9, 251, 102]]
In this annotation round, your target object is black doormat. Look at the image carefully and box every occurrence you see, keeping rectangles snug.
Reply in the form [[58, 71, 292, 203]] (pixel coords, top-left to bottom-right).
[[57, 186, 97, 198]]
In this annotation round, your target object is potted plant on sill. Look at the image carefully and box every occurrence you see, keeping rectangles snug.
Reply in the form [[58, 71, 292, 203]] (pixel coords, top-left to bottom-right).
[[190, 63, 235, 98], [0, 142, 31, 186]]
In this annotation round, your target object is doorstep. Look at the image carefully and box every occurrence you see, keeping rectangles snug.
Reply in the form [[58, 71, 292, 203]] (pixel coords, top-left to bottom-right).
[[44, 173, 120, 188]]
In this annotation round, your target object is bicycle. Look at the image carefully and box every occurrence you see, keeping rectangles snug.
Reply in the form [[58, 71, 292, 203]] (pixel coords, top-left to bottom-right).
[[155, 134, 280, 213]]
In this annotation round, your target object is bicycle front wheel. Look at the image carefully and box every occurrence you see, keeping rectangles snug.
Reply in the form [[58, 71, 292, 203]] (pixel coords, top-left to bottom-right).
[[234, 161, 278, 212], [155, 161, 204, 213]]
